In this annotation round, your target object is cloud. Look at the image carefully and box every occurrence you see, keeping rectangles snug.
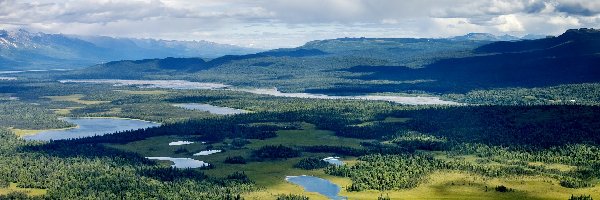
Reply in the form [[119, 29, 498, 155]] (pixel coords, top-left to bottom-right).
[[0, 0, 599, 48]]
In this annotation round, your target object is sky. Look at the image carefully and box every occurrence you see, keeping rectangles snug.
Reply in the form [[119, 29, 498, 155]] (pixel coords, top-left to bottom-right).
[[0, 0, 599, 49]]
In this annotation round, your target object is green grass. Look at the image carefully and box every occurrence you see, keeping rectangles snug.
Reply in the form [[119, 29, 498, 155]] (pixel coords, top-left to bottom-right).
[[0, 183, 47, 197], [44, 94, 109, 105], [107, 123, 365, 199], [106, 122, 600, 200]]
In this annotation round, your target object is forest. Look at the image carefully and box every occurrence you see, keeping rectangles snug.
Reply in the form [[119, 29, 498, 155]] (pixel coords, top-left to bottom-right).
[[1, 29, 599, 200]]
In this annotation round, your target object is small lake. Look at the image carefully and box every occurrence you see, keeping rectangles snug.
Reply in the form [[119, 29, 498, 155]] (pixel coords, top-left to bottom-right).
[[145, 157, 209, 168], [323, 157, 344, 166], [238, 88, 460, 105], [59, 79, 229, 90], [193, 150, 222, 156], [0, 77, 16, 80], [286, 175, 345, 200], [24, 117, 160, 141], [174, 103, 249, 115], [169, 141, 194, 146]]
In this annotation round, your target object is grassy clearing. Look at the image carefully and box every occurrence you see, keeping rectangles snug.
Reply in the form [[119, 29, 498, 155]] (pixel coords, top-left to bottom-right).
[[44, 94, 109, 105], [353, 117, 411, 127], [0, 183, 47, 196], [108, 123, 364, 199], [9, 126, 77, 137], [106, 122, 600, 199], [114, 90, 170, 95], [328, 171, 600, 200]]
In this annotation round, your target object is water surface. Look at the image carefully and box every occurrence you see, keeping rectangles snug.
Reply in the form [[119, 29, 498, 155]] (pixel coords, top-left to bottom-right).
[[174, 103, 248, 115], [169, 141, 194, 146], [146, 157, 209, 168], [239, 88, 459, 105], [60, 79, 228, 90], [323, 157, 344, 166], [24, 117, 159, 141], [193, 150, 222, 156], [286, 175, 345, 200]]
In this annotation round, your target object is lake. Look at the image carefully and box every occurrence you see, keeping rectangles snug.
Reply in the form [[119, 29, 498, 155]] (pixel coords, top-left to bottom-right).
[[286, 175, 345, 200], [238, 88, 460, 105], [169, 141, 194, 146], [193, 150, 222, 156], [59, 79, 229, 90], [323, 157, 344, 166], [145, 157, 209, 168], [59, 79, 460, 105], [24, 117, 160, 141], [174, 103, 249, 115]]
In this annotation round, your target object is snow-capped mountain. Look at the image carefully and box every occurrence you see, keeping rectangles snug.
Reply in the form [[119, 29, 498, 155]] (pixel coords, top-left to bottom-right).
[[0, 29, 260, 70]]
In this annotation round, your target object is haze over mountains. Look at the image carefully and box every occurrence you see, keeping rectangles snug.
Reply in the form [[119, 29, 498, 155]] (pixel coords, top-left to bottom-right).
[[61, 28, 600, 96], [0, 29, 260, 70], [0, 29, 551, 71]]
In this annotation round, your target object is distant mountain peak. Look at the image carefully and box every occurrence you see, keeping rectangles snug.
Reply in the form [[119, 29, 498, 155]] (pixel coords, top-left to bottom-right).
[[450, 33, 520, 41], [560, 28, 600, 38], [0, 29, 261, 70]]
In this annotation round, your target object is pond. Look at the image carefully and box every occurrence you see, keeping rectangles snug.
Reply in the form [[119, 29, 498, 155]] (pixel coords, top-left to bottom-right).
[[238, 88, 460, 105], [0, 77, 16, 80], [145, 157, 209, 168], [323, 157, 344, 166], [169, 141, 194, 146], [59, 79, 229, 90], [286, 175, 345, 200], [193, 150, 222, 156], [24, 117, 160, 141], [174, 103, 249, 115]]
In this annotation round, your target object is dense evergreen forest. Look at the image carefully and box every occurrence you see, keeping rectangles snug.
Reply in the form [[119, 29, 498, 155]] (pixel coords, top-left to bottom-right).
[[1, 28, 600, 199]]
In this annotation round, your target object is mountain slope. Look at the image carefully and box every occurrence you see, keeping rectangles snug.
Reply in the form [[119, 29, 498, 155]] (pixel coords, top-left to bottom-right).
[[346, 28, 600, 93], [0, 30, 260, 70]]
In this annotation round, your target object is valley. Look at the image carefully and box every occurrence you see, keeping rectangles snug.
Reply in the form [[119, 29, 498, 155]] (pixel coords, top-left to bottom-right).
[[1, 28, 600, 200]]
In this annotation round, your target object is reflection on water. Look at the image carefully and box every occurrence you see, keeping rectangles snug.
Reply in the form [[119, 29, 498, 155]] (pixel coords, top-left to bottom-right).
[[24, 117, 159, 141], [145, 157, 209, 168], [286, 175, 345, 200], [174, 103, 248, 115], [238, 88, 460, 105]]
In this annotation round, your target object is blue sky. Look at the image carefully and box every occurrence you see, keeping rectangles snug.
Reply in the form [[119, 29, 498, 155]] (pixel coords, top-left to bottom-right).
[[1, 0, 599, 48]]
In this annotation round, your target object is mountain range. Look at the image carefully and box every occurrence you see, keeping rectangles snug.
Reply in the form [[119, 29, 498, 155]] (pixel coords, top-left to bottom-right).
[[64, 28, 600, 95], [0, 29, 260, 70]]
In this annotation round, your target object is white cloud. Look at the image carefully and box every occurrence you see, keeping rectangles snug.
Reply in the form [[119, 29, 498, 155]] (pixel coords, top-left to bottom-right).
[[0, 0, 598, 48]]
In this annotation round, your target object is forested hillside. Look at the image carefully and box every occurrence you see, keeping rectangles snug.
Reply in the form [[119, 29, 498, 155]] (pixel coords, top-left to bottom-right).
[[65, 29, 600, 98]]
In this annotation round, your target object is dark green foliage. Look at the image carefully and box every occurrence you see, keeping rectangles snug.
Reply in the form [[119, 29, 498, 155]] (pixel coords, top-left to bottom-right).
[[276, 194, 310, 200], [293, 158, 330, 170], [140, 167, 207, 182], [226, 171, 252, 184], [252, 145, 300, 160], [378, 194, 391, 200], [560, 178, 593, 189], [0, 102, 74, 130], [0, 129, 255, 199], [393, 105, 600, 148], [494, 185, 513, 192], [231, 138, 250, 149], [301, 145, 367, 156], [326, 154, 444, 191], [0, 191, 32, 200], [224, 156, 247, 164], [173, 147, 189, 154], [570, 194, 594, 200]]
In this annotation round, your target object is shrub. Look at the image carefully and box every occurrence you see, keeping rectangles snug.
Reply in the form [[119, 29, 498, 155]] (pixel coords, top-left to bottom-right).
[[294, 158, 330, 170], [276, 194, 309, 200], [252, 145, 300, 160], [224, 156, 247, 164]]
